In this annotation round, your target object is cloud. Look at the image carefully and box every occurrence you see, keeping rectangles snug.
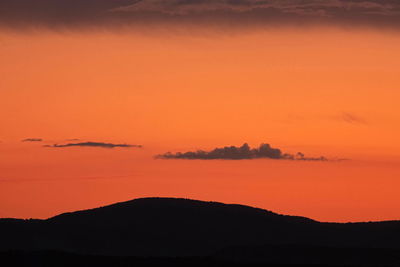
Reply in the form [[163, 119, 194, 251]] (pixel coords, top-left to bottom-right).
[[340, 112, 367, 124], [44, 141, 142, 149], [156, 143, 328, 161], [1, 0, 400, 30], [22, 138, 43, 142], [116, 0, 397, 16]]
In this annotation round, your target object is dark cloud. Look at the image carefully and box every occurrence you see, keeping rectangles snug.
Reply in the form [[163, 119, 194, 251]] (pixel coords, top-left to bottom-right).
[[44, 142, 142, 149], [22, 138, 43, 142], [0, 0, 134, 29], [1, 0, 400, 30], [156, 143, 327, 161]]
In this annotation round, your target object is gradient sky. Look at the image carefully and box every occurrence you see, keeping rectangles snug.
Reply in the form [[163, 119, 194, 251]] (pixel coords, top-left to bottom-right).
[[1, 0, 400, 222]]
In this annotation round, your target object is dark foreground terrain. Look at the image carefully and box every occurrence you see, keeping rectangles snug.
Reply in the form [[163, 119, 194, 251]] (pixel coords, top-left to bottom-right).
[[1, 198, 400, 266], [2, 246, 400, 267]]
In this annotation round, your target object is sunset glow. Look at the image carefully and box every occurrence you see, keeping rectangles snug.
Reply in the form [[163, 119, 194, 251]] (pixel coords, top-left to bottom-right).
[[1, 1, 400, 223]]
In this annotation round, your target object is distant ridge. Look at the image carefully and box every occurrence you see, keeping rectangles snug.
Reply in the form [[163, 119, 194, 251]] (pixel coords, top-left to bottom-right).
[[48, 197, 314, 224], [1, 197, 400, 265]]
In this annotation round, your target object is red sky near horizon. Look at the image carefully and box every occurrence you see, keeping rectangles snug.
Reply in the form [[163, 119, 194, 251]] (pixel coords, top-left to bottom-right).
[[1, 27, 400, 222]]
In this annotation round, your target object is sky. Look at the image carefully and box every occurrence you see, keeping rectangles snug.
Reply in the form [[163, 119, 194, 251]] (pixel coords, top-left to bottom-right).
[[1, 0, 400, 222]]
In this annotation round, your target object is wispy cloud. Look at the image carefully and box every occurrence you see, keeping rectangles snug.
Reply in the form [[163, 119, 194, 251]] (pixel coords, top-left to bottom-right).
[[156, 143, 327, 161], [22, 138, 43, 142], [44, 141, 142, 149], [340, 112, 367, 125]]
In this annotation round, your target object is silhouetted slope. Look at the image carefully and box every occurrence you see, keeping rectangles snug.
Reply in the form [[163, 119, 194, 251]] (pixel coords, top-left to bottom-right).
[[1, 197, 400, 259]]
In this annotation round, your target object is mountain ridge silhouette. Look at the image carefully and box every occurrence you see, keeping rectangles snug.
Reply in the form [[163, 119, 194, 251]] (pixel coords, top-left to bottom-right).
[[1, 197, 400, 264], [47, 197, 316, 223]]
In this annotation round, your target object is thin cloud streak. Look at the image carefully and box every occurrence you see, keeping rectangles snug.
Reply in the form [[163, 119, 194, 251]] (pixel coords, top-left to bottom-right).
[[44, 142, 142, 149], [22, 138, 43, 142]]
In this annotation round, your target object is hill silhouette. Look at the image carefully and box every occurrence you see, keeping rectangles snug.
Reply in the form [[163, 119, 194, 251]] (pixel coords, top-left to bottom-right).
[[1, 197, 400, 266]]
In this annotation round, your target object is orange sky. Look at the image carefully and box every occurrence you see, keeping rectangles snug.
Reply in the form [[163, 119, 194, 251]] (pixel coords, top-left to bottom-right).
[[0, 27, 400, 222]]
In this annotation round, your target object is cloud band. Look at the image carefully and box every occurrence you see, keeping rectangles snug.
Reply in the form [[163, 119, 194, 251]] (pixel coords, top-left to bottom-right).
[[156, 143, 327, 161]]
